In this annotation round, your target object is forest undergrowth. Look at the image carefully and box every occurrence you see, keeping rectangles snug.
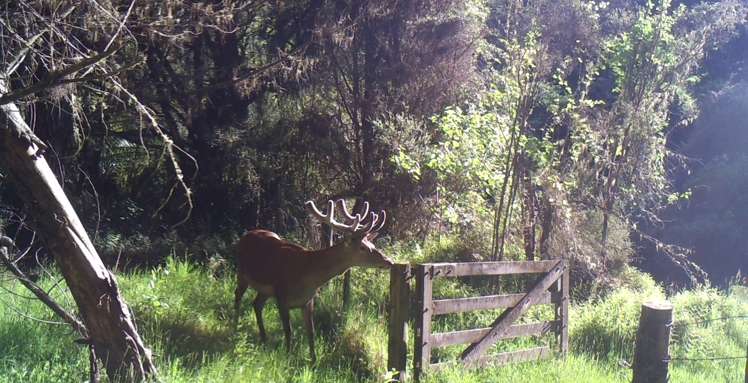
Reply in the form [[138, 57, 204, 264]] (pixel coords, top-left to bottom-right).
[[0, 242, 746, 382]]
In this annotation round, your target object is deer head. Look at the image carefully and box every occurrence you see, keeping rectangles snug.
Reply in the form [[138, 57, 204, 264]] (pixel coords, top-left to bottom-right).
[[305, 199, 393, 268]]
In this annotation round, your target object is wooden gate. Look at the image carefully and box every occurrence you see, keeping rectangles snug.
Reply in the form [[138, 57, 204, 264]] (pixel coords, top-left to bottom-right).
[[387, 258, 569, 381]]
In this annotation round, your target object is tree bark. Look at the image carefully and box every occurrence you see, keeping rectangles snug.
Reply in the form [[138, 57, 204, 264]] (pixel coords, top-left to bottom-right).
[[0, 91, 156, 381], [521, 165, 537, 261], [538, 198, 553, 260], [601, 201, 611, 260]]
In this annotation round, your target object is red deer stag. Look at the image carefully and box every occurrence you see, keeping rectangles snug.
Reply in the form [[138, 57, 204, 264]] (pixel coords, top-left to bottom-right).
[[233, 199, 393, 362]]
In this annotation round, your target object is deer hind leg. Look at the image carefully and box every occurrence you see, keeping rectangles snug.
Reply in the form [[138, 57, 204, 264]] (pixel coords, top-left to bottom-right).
[[303, 299, 316, 363], [276, 299, 292, 352], [233, 277, 250, 329], [252, 293, 270, 342]]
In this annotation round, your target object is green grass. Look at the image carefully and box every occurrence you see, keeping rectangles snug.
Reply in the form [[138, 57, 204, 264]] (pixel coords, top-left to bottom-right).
[[0, 273, 89, 382], [0, 258, 746, 382]]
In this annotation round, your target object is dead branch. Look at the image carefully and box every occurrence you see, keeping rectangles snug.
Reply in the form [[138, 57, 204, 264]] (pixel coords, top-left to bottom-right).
[[0, 45, 121, 105], [0, 235, 87, 337]]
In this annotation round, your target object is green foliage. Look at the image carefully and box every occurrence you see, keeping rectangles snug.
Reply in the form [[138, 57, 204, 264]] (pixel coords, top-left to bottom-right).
[[392, 0, 747, 284], [1, 0, 744, 287], [422, 354, 629, 383], [569, 275, 747, 382], [2, 0, 748, 380], [1, 262, 747, 382], [668, 286, 748, 374], [0, 277, 88, 383], [571, 282, 665, 361], [400, 32, 547, 218]]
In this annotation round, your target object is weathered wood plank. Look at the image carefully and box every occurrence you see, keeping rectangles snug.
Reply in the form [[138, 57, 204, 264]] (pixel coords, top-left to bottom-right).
[[431, 321, 558, 348], [460, 259, 565, 362], [432, 292, 562, 316], [428, 260, 559, 278], [557, 264, 569, 355], [387, 264, 411, 382], [414, 265, 433, 379], [432, 346, 552, 370]]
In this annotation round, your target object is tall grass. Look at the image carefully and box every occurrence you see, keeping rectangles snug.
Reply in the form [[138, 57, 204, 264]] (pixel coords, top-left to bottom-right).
[[0, 254, 746, 382], [0, 273, 89, 383]]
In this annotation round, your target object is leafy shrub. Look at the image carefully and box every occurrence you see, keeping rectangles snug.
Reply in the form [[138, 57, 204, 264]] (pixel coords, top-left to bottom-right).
[[668, 286, 748, 370], [570, 280, 665, 361]]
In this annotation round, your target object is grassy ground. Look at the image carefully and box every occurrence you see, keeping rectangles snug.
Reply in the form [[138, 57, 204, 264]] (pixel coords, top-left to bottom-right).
[[0, 255, 746, 382]]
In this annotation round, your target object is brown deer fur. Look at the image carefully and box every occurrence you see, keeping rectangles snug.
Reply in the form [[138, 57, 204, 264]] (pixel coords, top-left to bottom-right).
[[234, 228, 392, 362]]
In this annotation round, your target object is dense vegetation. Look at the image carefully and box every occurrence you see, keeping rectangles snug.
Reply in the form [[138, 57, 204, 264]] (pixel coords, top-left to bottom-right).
[[1, 0, 748, 381], [1, 0, 746, 283], [1, 252, 746, 382]]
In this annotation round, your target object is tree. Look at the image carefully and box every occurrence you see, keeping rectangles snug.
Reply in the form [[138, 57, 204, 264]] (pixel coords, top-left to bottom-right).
[[393, 0, 747, 287], [0, 2, 164, 379], [0, 76, 157, 381], [0, 2, 317, 376], [571, 0, 745, 282]]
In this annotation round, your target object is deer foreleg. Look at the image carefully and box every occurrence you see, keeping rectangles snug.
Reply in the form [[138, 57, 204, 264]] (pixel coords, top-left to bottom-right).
[[252, 293, 269, 342], [234, 278, 250, 329], [277, 299, 292, 352], [303, 299, 316, 363]]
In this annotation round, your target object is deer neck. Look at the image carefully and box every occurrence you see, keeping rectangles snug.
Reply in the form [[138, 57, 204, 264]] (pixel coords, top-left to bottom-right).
[[303, 243, 358, 288]]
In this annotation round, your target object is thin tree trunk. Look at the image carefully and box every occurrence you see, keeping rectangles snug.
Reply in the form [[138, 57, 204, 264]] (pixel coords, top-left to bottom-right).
[[0, 93, 156, 381], [492, 130, 519, 260], [538, 198, 553, 260], [521, 165, 536, 261], [601, 207, 610, 260], [498, 155, 522, 261]]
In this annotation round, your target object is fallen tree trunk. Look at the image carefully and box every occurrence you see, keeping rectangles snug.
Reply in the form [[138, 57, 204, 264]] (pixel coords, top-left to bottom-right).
[[0, 90, 157, 381]]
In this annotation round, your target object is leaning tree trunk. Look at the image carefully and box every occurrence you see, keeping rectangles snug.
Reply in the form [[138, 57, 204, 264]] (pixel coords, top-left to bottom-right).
[[0, 96, 156, 381]]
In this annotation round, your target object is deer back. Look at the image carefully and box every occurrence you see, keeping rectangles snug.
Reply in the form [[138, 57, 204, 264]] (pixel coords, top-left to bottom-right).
[[235, 229, 311, 287]]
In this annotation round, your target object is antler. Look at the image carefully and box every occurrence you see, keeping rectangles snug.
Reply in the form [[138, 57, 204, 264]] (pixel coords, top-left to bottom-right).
[[338, 199, 369, 223], [305, 199, 386, 234], [359, 209, 386, 234], [305, 199, 360, 232]]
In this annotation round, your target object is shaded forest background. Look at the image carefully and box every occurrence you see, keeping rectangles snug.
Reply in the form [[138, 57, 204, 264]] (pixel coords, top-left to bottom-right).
[[1, 0, 747, 290]]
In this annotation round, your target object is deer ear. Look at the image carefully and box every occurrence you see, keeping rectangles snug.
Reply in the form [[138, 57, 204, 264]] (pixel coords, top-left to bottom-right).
[[365, 232, 379, 241]]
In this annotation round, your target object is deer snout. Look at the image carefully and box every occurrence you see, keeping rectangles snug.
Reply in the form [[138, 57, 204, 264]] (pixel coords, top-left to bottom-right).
[[363, 248, 394, 268], [377, 254, 395, 268]]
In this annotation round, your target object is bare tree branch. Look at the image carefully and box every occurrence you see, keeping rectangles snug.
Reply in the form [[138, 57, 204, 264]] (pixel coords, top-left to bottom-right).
[[0, 236, 87, 337], [0, 45, 121, 105]]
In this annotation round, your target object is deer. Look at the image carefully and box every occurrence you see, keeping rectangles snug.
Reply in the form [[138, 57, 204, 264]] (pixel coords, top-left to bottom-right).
[[233, 199, 393, 362]]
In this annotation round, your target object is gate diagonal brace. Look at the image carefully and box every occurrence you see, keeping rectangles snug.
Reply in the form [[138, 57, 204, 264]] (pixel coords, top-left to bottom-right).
[[460, 259, 566, 362]]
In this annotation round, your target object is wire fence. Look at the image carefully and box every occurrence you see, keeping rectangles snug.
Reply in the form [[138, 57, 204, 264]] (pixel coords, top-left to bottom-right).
[[668, 315, 748, 327], [664, 315, 748, 364], [667, 355, 746, 362]]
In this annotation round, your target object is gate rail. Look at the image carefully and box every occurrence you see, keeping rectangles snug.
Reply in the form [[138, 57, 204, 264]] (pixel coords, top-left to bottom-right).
[[387, 259, 569, 382]]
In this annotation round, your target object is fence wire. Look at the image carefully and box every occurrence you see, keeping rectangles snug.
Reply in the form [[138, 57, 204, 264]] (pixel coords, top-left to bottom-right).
[[668, 315, 748, 328], [663, 315, 748, 364], [666, 355, 746, 362]]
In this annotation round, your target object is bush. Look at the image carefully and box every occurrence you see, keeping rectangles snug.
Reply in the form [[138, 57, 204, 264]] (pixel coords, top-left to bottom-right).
[[669, 286, 748, 368], [95, 230, 240, 271], [570, 275, 665, 361]]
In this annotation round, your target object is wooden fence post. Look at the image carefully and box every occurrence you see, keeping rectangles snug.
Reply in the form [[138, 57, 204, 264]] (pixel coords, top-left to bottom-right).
[[632, 301, 673, 383], [555, 259, 569, 356], [413, 265, 433, 382], [388, 264, 411, 382]]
